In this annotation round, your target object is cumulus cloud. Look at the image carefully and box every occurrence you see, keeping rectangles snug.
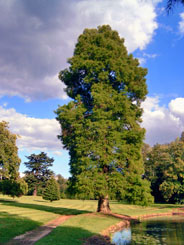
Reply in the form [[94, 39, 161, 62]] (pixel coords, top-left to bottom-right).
[[0, 105, 63, 152], [2, 96, 184, 151], [179, 12, 184, 34], [142, 97, 184, 146], [0, 0, 160, 101]]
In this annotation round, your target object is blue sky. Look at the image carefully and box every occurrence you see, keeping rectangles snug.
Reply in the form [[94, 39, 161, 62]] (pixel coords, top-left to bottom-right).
[[0, 0, 183, 178]]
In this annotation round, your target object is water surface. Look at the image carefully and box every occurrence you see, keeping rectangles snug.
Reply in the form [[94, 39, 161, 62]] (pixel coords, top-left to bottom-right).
[[112, 215, 184, 244]]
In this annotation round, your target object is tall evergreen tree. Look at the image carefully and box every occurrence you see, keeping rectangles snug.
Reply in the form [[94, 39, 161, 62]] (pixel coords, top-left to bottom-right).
[[56, 25, 153, 212], [24, 152, 54, 196]]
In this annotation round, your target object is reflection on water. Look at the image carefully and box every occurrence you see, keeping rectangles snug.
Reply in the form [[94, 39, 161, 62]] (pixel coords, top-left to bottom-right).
[[111, 216, 184, 245], [112, 228, 131, 245]]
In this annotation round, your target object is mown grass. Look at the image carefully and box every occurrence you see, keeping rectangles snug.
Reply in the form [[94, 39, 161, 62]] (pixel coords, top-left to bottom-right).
[[110, 201, 183, 216], [1, 195, 181, 216], [0, 195, 58, 243], [0, 212, 41, 243], [36, 214, 121, 245], [0, 194, 183, 243]]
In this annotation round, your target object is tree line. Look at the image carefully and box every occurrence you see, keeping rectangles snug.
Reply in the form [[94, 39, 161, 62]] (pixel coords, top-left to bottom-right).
[[144, 133, 184, 204], [0, 121, 67, 201]]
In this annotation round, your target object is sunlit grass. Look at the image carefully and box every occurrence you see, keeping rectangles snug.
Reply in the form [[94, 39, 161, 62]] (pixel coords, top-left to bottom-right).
[[0, 195, 59, 243], [36, 214, 121, 245], [0, 194, 183, 243], [110, 202, 182, 216]]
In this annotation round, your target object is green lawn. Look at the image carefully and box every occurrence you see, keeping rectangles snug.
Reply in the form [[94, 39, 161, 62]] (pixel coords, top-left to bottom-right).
[[0, 194, 183, 244], [36, 214, 121, 245]]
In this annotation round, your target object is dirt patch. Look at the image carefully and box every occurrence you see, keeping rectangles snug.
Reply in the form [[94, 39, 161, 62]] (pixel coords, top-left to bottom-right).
[[6, 215, 74, 245], [105, 212, 136, 221], [132, 211, 174, 220], [101, 220, 130, 237], [83, 235, 112, 245]]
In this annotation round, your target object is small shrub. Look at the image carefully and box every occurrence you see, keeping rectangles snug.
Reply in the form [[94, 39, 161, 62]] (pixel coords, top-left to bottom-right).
[[0, 178, 28, 198], [42, 177, 60, 202]]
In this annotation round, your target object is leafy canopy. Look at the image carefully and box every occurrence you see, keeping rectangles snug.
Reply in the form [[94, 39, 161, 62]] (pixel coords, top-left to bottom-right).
[[0, 121, 20, 180], [0, 178, 28, 198], [56, 25, 153, 205], [144, 134, 184, 203], [24, 152, 54, 195]]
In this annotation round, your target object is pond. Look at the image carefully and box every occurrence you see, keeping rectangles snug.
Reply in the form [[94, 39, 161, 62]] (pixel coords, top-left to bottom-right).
[[112, 215, 184, 244]]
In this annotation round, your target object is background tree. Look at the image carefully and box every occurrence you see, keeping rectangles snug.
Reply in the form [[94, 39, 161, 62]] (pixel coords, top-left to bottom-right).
[[0, 121, 26, 198], [56, 25, 153, 212], [142, 143, 152, 163], [24, 152, 54, 196], [56, 174, 68, 198], [0, 121, 20, 180], [42, 177, 60, 202], [144, 144, 169, 203], [0, 178, 28, 198], [144, 134, 184, 203]]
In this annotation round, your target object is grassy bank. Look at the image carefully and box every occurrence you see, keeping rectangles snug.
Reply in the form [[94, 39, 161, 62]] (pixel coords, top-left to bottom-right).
[[0, 195, 183, 244]]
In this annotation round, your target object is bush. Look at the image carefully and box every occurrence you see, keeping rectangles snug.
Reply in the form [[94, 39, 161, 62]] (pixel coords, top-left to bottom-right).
[[0, 178, 28, 198]]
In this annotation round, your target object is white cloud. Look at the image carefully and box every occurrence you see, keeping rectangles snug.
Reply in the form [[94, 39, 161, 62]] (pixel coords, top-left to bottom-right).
[[2, 95, 184, 154], [0, 106, 62, 151], [143, 53, 158, 59], [52, 151, 63, 156], [142, 96, 184, 146], [76, 0, 160, 52], [0, 0, 160, 101], [179, 12, 184, 34], [138, 57, 146, 65], [137, 52, 158, 65], [169, 97, 184, 121]]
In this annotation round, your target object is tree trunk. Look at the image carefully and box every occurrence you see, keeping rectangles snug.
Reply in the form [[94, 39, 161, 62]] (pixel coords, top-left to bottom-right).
[[33, 187, 37, 196], [97, 195, 111, 213]]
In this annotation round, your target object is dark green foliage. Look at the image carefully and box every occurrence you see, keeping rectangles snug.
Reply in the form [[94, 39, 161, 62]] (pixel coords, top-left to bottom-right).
[[145, 134, 184, 203], [24, 152, 54, 195], [56, 25, 153, 207], [0, 178, 28, 198], [42, 177, 60, 202], [0, 121, 20, 180], [56, 174, 68, 198], [123, 173, 154, 205]]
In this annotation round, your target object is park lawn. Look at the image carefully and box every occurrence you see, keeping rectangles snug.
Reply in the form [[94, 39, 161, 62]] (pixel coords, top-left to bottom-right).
[[36, 214, 121, 245], [0, 194, 97, 214], [110, 201, 183, 217], [0, 195, 183, 243], [0, 196, 59, 243], [1, 195, 182, 217]]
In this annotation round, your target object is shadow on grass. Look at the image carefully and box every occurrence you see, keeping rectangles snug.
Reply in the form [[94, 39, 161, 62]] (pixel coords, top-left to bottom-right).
[[36, 226, 110, 245], [0, 199, 91, 215], [0, 211, 41, 244]]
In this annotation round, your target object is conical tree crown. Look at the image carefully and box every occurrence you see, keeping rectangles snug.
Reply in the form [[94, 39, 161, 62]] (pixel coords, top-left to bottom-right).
[[42, 177, 60, 202]]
